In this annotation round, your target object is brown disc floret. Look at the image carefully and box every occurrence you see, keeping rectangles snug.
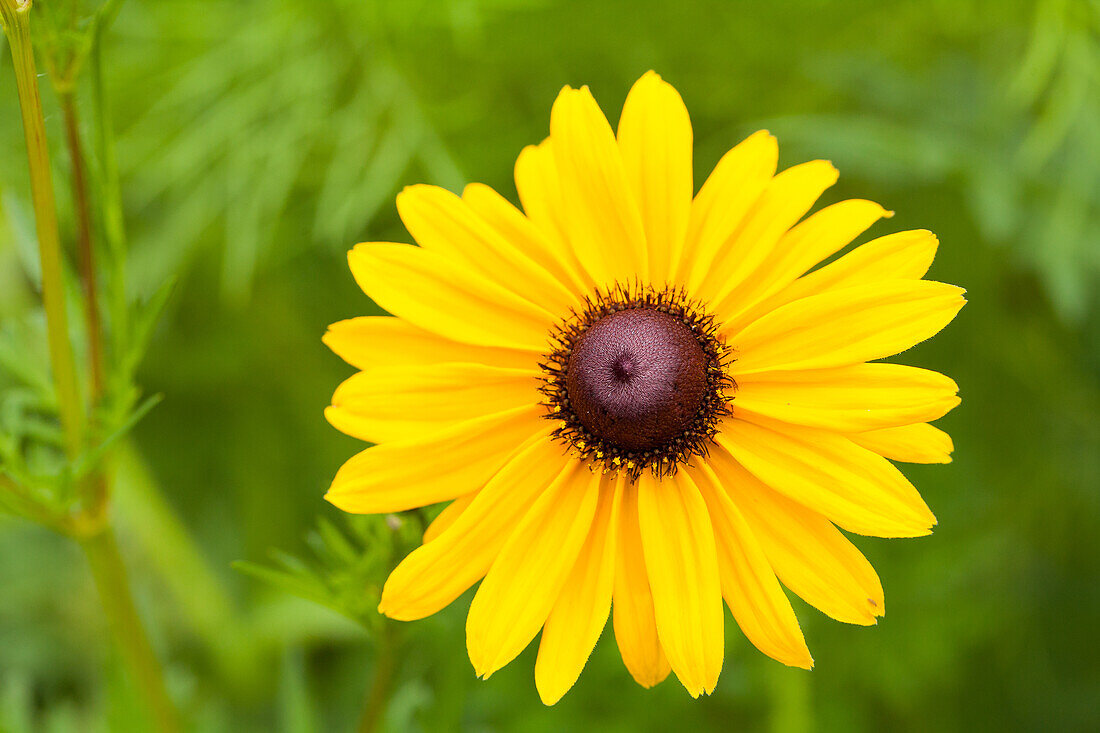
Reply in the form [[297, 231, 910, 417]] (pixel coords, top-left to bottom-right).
[[540, 283, 735, 480]]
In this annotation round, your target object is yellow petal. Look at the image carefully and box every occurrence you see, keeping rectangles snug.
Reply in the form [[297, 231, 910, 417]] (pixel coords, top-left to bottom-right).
[[692, 160, 839, 304], [325, 404, 547, 513], [466, 459, 599, 679], [323, 317, 537, 371], [675, 130, 777, 286], [348, 243, 553, 352], [397, 184, 577, 316], [462, 182, 589, 297], [689, 463, 814, 668], [326, 363, 538, 443], [637, 472, 724, 697], [730, 279, 966, 375], [612, 481, 671, 688], [723, 229, 938, 336], [514, 139, 592, 290], [550, 85, 648, 286], [617, 71, 693, 285], [718, 415, 937, 538], [705, 449, 885, 625], [850, 423, 955, 464], [715, 199, 889, 322], [379, 437, 569, 620], [535, 474, 622, 705], [733, 363, 960, 432], [422, 493, 476, 544]]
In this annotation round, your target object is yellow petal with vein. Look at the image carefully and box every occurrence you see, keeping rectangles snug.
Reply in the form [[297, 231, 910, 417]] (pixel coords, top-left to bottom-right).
[[733, 363, 960, 432], [851, 423, 954, 464], [715, 199, 889, 322], [535, 474, 621, 705], [676, 130, 777, 285], [379, 437, 568, 620], [617, 71, 693, 285], [638, 472, 723, 697], [550, 86, 649, 286], [466, 460, 599, 679], [718, 415, 936, 538], [690, 463, 814, 668], [724, 229, 938, 336], [325, 405, 546, 513], [612, 481, 671, 688], [706, 448, 884, 625], [326, 363, 538, 443], [324, 317, 537, 371], [348, 243, 553, 352], [422, 493, 475, 544], [693, 160, 838, 304], [515, 139, 591, 289], [731, 279, 966, 375], [462, 182, 589, 297], [397, 184, 576, 316]]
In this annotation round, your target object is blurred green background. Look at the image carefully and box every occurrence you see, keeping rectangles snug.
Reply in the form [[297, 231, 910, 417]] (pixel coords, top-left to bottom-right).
[[1, 0, 1098, 730]]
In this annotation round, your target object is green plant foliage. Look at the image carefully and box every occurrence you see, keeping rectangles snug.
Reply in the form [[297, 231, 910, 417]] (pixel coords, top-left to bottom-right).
[[234, 512, 424, 633]]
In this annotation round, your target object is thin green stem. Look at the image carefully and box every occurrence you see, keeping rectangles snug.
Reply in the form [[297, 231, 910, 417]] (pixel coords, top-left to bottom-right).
[[355, 621, 399, 733], [60, 90, 105, 400], [1, 1, 85, 457], [4, 8, 179, 731], [80, 527, 182, 733]]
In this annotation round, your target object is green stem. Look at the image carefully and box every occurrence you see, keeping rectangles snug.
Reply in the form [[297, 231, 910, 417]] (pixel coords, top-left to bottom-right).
[[80, 526, 182, 733], [59, 90, 105, 400], [1, 0, 85, 457], [355, 621, 398, 733]]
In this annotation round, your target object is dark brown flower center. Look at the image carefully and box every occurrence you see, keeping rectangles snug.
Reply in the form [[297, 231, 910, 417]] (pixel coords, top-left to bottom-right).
[[539, 284, 734, 480], [565, 308, 708, 451]]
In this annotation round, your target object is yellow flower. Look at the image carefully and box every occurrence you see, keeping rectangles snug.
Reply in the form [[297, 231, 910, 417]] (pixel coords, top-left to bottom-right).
[[323, 71, 965, 704]]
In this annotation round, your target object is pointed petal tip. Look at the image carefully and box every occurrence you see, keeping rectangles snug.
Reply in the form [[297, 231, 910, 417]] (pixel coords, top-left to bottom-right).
[[674, 671, 715, 699], [322, 489, 367, 516], [473, 661, 499, 681], [638, 69, 662, 82], [635, 673, 665, 690], [535, 681, 567, 707], [780, 647, 815, 671], [322, 488, 357, 513]]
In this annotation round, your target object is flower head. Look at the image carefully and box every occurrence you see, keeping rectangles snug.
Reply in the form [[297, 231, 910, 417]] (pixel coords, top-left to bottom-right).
[[324, 71, 965, 704]]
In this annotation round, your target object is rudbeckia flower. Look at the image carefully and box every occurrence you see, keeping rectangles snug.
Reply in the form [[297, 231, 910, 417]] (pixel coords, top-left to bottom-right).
[[323, 71, 965, 704]]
